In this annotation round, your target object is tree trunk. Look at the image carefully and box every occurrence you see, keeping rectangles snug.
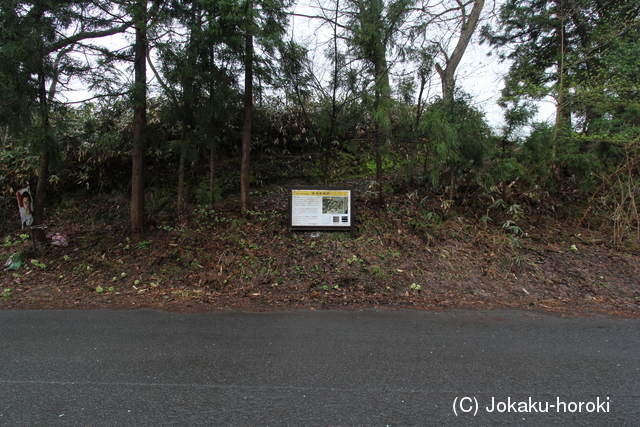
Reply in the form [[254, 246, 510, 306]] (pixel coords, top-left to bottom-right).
[[131, 0, 147, 236], [552, 7, 571, 168], [324, 0, 341, 186], [33, 70, 50, 242], [33, 150, 49, 243], [435, 0, 484, 103], [209, 138, 216, 208], [177, 5, 199, 215], [375, 126, 383, 206], [240, 31, 253, 218], [177, 151, 186, 213], [374, 56, 391, 206], [33, 69, 49, 242]]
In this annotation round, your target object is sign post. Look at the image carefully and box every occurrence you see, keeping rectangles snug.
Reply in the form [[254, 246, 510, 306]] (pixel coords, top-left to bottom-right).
[[288, 186, 354, 237]]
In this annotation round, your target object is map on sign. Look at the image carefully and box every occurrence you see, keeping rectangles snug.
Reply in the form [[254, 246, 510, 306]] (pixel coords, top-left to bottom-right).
[[289, 188, 353, 228]]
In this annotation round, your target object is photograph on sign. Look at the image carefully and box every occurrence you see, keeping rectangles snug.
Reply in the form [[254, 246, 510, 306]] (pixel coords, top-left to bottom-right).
[[290, 188, 352, 228]]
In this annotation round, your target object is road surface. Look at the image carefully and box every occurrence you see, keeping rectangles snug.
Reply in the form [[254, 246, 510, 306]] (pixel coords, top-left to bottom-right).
[[1, 309, 638, 426]]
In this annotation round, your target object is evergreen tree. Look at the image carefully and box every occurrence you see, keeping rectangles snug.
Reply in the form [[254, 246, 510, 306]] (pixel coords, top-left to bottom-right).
[[346, 0, 413, 204], [0, 0, 131, 238], [213, 0, 290, 216], [130, 0, 150, 235], [483, 0, 640, 184], [420, 96, 490, 197]]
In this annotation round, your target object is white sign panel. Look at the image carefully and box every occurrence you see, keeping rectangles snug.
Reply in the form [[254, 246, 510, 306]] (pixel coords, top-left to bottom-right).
[[290, 187, 353, 229]]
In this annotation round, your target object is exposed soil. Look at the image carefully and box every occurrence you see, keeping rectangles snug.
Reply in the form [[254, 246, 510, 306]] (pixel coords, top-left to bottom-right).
[[2, 179, 640, 318]]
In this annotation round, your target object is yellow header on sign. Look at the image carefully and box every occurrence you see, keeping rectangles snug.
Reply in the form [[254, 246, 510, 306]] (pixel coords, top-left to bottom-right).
[[293, 190, 349, 197]]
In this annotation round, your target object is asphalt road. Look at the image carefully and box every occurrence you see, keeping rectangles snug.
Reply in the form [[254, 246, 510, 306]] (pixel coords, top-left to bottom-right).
[[0, 309, 638, 426]]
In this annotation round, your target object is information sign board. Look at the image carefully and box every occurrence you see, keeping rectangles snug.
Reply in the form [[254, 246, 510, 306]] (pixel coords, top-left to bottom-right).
[[288, 186, 354, 233]]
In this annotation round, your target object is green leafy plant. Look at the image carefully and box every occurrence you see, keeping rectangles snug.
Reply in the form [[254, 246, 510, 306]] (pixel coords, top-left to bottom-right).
[[347, 255, 364, 266], [479, 215, 492, 226], [1, 288, 12, 300], [508, 203, 523, 219], [2, 235, 25, 247], [159, 224, 187, 233], [371, 265, 386, 280], [231, 218, 247, 229], [136, 241, 151, 249], [31, 259, 47, 269], [502, 220, 522, 235]]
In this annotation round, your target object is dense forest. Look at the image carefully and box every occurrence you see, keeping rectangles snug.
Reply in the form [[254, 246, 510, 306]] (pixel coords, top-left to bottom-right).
[[2, 0, 639, 235], [1, 0, 639, 313]]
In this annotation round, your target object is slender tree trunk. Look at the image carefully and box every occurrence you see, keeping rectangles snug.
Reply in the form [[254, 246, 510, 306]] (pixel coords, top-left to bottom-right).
[[177, 3, 200, 215], [374, 57, 390, 206], [131, 0, 147, 236], [240, 30, 253, 217], [207, 44, 219, 209], [33, 150, 49, 242], [553, 10, 570, 144], [209, 137, 216, 207], [176, 115, 187, 214], [375, 126, 383, 205], [33, 68, 49, 242], [552, 4, 572, 184], [208, 65, 217, 208], [435, 0, 484, 103], [407, 72, 427, 183], [34, 151, 49, 226], [177, 151, 186, 213], [324, 0, 341, 186]]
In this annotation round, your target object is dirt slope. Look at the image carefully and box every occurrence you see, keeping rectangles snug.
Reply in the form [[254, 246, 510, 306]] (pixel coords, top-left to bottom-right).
[[2, 182, 639, 317]]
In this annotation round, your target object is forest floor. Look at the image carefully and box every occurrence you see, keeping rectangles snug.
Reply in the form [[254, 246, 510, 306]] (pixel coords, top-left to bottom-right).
[[1, 178, 640, 318]]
